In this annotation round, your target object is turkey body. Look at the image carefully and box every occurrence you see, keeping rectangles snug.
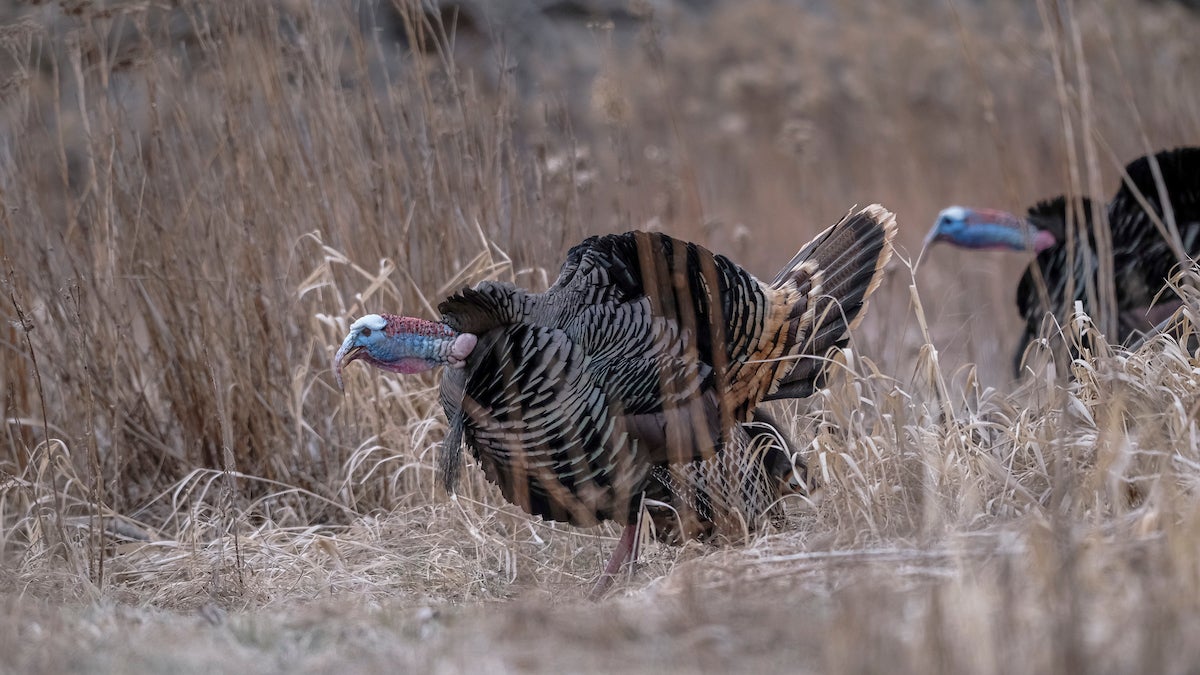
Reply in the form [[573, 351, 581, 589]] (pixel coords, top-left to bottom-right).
[[1014, 148, 1200, 367], [433, 207, 897, 541], [926, 147, 1200, 375]]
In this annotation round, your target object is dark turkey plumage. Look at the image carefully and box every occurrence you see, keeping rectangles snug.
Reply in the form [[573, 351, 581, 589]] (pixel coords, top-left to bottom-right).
[[926, 147, 1200, 374], [436, 209, 894, 531], [336, 204, 897, 591]]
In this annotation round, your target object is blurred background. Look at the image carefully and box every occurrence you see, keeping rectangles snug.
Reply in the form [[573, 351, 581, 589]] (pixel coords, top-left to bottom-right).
[[0, 1, 1198, 671]]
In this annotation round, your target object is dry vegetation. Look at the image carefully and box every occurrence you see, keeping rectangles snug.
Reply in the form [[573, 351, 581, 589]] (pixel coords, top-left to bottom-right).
[[1, 0, 1199, 672]]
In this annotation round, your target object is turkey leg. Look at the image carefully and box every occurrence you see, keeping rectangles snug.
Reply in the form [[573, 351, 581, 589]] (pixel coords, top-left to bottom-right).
[[589, 522, 638, 600]]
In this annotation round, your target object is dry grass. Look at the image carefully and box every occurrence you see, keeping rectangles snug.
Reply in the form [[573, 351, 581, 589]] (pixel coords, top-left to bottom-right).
[[1, 0, 1199, 672]]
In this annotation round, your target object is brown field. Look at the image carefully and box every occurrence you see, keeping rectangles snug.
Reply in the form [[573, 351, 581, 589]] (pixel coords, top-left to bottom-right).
[[2, 0, 1200, 672]]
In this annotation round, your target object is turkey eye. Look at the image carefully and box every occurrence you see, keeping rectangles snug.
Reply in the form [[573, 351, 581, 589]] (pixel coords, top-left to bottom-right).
[[361, 327, 372, 337]]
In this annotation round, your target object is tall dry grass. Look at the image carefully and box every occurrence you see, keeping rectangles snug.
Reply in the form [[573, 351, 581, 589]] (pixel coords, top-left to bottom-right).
[[0, 0, 1199, 672]]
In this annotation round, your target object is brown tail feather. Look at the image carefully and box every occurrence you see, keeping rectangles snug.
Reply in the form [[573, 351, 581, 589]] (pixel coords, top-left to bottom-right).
[[763, 204, 897, 401]]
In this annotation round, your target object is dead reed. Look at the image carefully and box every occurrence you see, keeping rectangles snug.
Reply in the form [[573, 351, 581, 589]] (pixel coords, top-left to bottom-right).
[[0, 0, 1198, 672]]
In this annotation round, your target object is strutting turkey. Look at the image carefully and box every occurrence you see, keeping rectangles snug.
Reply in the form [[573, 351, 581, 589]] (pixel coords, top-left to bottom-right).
[[334, 205, 897, 596], [922, 147, 1200, 375]]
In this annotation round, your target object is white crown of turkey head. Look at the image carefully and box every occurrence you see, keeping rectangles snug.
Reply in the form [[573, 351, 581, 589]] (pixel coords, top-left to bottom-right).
[[351, 314, 387, 333], [940, 205, 967, 221]]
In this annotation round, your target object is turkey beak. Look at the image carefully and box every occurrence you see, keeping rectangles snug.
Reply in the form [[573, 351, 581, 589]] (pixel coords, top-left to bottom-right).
[[333, 342, 365, 392]]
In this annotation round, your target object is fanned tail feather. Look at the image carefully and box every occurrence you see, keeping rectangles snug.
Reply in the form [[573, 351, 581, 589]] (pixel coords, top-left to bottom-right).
[[764, 204, 897, 401]]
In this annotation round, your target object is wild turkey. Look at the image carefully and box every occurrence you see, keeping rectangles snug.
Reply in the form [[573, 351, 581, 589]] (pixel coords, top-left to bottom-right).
[[922, 147, 1200, 375], [334, 205, 897, 594]]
